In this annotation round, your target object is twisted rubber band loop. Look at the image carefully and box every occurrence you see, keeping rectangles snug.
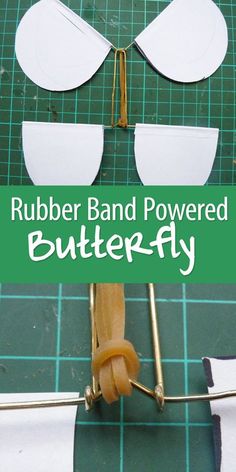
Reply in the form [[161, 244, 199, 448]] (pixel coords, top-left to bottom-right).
[[93, 339, 140, 380]]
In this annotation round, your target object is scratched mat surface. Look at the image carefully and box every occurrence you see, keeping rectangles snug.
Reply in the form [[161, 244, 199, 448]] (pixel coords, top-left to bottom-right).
[[0, 283, 236, 471], [0, 0, 236, 185]]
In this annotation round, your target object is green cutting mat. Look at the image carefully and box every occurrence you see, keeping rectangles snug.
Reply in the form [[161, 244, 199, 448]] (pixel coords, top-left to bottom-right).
[[0, 283, 236, 471], [0, 0, 236, 185]]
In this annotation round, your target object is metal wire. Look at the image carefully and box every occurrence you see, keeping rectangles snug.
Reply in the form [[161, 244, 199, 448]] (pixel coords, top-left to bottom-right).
[[90, 283, 99, 398], [148, 283, 165, 410], [111, 48, 129, 128], [130, 380, 236, 403], [0, 283, 236, 412], [0, 397, 86, 411]]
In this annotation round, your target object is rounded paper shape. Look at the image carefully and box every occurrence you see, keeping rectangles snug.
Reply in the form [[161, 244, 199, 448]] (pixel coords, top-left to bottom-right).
[[135, 0, 228, 83], [134, 124, 219, 185], [15, 0, 112, 91], [22, 122, 104, 185]]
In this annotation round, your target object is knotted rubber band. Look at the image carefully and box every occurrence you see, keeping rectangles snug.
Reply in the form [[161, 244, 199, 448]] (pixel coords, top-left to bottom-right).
[[92, 284, 140, 404], [93, 339, 140, 380]]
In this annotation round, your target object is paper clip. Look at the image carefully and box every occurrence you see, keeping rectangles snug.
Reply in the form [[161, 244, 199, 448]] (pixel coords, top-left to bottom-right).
[[0, 283, 236, 412]]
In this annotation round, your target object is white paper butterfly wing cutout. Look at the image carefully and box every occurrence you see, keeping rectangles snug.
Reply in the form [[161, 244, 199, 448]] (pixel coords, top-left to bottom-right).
[[203, 357, 236, 472], [0, 392, 79, 472], [135, 0, 228, 83], [22, 122, 104, 185], [134, 124, 219, 185], [15, 0, 112, 91]]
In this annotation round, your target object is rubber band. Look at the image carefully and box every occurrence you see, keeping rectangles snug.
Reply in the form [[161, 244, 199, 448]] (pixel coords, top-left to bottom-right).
[[111, 50, 128, 128], [92, 284, 140, 404]]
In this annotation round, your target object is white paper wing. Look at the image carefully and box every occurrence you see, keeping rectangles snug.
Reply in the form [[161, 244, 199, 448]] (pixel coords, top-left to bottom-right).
[[22, 122, 104, 185], [15, 0, 112, 91], [135, 0, 228, 83], [203, 357, 236, 472], [0, 393, 78, 472], [134, 124, 219, 185]]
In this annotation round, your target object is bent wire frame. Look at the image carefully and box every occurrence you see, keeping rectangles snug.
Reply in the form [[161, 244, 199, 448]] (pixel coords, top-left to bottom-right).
[[0, 283, 236, 413]]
